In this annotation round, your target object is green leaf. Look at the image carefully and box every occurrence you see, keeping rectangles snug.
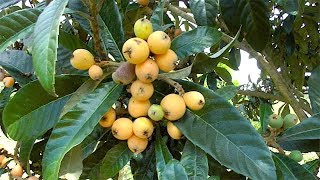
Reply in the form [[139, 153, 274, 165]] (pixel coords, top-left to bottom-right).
[[58, 30, 92, 52], [3, 75, 87, 141], [215, 85, 238, 100], [0, 0, 21, 10], [0, 6, 21, 18], [59, 146, 83, 180], [190, 0, 218, 26], [161, 159, 188, 180], [259, 102, 273, 133], [132, 143, 157, 180], [272, 153, 316, 180], [307, 66, 320, 113], [276, 0, 298, 15], [214, 66, 232, 84], [0, 87, 13, 109], [0, 50, 35, 85], [160, 65, 193, 79], [278, 114, 320, 141], [42, 82, 123, 180], [32, 0, 69, 96], [90, 142, 133, 179], [150, 0, 169, 31], [220, 0, 270, 51], [0, 8, 41, 52], [192, 53, 217, 74], [180, 140, 208, 180], [278, 139, 320, 152], [171, 27, 222, 59], [210, 27, 241, 58], [155, 127, 173, 177], [98, 16, 124, 61], [19, 138, 36, 173], [100, 0, 125, 48], [174, 80, 276, 180], [303, 159, 319, 175], [229, 48, 241, 70]]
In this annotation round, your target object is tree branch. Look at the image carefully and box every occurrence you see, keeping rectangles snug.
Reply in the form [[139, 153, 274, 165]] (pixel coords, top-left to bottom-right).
[[157, 74, 185, 95], [238, 90, 285, 102]]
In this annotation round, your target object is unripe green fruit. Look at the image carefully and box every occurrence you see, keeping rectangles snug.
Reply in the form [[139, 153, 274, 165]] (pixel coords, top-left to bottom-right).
[[112, 62, 136, 85], [283, 114, 298, 129], [134, 18, 153, 40], [288, 150, 303, 162], [148, 104, 164, 121], [268, 114, 283, 129]]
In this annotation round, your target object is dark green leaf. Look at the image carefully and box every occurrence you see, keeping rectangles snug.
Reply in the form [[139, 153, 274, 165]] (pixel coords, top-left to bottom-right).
[[273, 153, 316, 180], [0, 50, 34, 85], [278, 114, 320, 141], [174, 80, 276, 180], [190, 0, 218, 26], [192, 53, 216, 74], [3, 75, 87, 141], [0, 0, 21, 10], [276, 0, 298, 15], [132, 143, 157, 180], [58, 30, 92, 52], [214, 66, 232, 84], [278, 139, 320, 152], [32, 0, 69, 96], [155, 127, 173, 177], [42, 82, 123, 180], [303, 159, 319, 176], [215, 85, 238, 100], [19, 138, 36, 173], [259, 102, 273, 133], [307, 66, 320, 113], [100, 0, 125, 48], [98, 16, 124, 61], [180, 140, 208, 180], [150, 0, 169, 31], [0, 6, 21, 18], [161, 65, 193, 79], [0, 9, 41, 52], [220, 0, 270, 51], [0, 87, 13, 109], [171, 27, 222, 59], [161, 159, 188, 180], [229, 48, 241, 70], [90, 142, 133, 179], [59, 146, 83, 180]]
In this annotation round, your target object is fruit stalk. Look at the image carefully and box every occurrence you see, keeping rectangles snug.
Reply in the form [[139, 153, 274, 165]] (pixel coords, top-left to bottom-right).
[[157, 74, 185, 95]]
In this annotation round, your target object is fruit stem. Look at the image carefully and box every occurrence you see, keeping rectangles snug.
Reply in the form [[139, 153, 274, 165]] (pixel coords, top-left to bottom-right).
[[157, 74, 185, 95], [97, 60, 121, 68]]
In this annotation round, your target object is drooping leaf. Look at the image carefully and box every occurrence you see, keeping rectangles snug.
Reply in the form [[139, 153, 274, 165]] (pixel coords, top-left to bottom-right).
[[100, 0, 125, 48], [220, 0, 270, 51], [307, 66, 320, 113], [273, 153, 316, 180], [189, 0, 218, 26], [303, 159, 320, 176], [210, 27, 241, 58], [32, 0, 69, 96], [229, 48, 241, 70], [0, 0, 21, 10], [171, 27, 222, 59], [0, 8, 41, 52], [174, 80, 276, 180], [180, 140, 208, 180], [0, 50, 35, 85], [160, 159, 188, 180], [214, 66, 232, 84], [192, 53, 217, 74], [42, 82, 123, 180], [278, 114, 320, 142], [3, 75, 87, 141], [151, 0, 172, 31], [155, 127, 173, 177], [215, 85, 238, 100], [59, 146, 83, 180], [132, 143, 157, 180], [19, 138, 36, 173], [89, 142, 133, 179], [161, 65, 193, 79], [97, 16, 124, 61], [259, 102, 273, 133]]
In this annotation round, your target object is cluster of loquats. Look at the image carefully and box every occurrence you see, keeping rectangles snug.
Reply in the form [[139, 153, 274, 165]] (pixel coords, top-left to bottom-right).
[[100, 18, 205, 154], [0, 145, 38, 179], [70, 49, 104, 81]]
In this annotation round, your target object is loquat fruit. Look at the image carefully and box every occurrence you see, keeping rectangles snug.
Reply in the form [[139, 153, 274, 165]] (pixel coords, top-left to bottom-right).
[[147, 31, 171, 54], [133, 117, 154, 139], [70, 49, 95, 70], [160, 94, 186, 121], [128, 97, 151, 118], [122, 38, 150, 64], [127, 135, 148, 154], [183, 91, 205, 110], [135, 58, 159, 83], [167, 121, 182, 140], [88, 64, 103, 80], [130, 80, 154, 101], [3, 76, 15, 88], [112, 118, 133, 140], [134, 18, 153, 40], [154, 49, 178, 72], [99, 108, 116, 128]]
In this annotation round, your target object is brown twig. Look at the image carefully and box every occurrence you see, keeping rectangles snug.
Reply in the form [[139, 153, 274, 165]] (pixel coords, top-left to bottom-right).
[[157, 74, 185, 95], [96, 60, 121, 68]]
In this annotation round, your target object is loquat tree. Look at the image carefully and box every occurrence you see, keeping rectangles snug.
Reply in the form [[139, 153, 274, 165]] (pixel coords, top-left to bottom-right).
[[0, 0, 319, 179]]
